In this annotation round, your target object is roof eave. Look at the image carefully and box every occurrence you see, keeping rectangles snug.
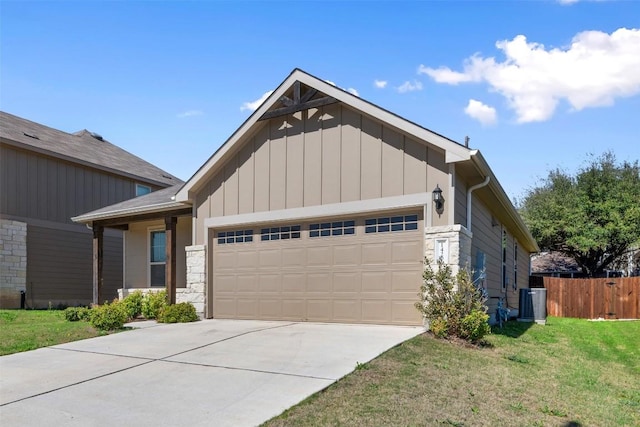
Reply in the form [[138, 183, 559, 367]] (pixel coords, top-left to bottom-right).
[[72, 201, 191, 224]]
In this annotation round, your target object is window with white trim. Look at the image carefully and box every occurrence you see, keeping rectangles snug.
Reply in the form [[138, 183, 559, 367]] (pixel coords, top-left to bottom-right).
[[365, 214, 418, 233], [149, 230, 165, 287], [309, 220, 355, 237], [136, 184, 152, 197], [217, 230, 253, 245], [260, 225, 301, 241]]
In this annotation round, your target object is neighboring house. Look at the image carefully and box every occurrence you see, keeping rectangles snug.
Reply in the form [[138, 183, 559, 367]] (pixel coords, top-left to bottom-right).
[[531, 251, 584, 278], [0, 112, 181, 308], [73, 69, 539, 325]]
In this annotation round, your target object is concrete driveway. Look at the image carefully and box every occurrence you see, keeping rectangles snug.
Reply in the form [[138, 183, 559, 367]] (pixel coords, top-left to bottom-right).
[[0, 319, 423, 426]]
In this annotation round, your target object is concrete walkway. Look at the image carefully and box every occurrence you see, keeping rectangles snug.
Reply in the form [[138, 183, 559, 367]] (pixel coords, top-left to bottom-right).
[[0, 319, 424, 426]]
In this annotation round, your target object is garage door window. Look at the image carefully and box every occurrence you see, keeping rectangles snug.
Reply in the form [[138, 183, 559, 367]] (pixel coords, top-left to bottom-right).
[[309, 220, 355, 237], [261, 225, 301, 241], [365, 215, 418, 233], [218, 230, 253, 245]]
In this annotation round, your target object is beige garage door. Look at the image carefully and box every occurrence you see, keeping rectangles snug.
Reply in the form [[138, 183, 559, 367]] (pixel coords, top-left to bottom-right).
[[211, 211, 424, 325]]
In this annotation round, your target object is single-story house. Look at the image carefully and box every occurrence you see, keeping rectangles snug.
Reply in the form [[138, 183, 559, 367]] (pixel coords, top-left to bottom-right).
[[0, 111, 180, 308], [73, 69, 539, 325]]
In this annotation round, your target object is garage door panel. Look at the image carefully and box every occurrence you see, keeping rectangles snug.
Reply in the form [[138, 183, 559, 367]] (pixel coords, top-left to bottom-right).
[[282, 247, 305, 267], [391, 301, 420, 324], [307, 246, 332, 266], [334, 272, 360, 293], [307, 299, 332, 321], [333, 244, 361, 265], [391, 240, 422, 263], [282, 273, 305, 292], [333, 300, 361, 322], [362, 300, 391, 323], [259, 274, 281, 293], [391, 271, 423, 292], [236, 251, 258, 268], [259, 249, 281, 268], [216, 276, 237, 292], [216, 251, 237, 269], [237, 299, 258, 317], [308, 273, 332, 293], [237, 275, 258, 293], [281, 299, 305, 320], [259, 299, 282, 318], [214, 298, 238, 317], [362, 271, 390, 293], [362, 243, 388, 265]]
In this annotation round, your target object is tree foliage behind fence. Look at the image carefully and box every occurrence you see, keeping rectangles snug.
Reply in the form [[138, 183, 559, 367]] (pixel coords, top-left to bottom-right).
[[530, 276, 639, 319]]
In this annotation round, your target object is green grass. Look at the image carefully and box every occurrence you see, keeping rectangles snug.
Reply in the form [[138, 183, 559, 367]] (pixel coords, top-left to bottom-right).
[[264, 317, 640, 427], [0, 309, 103, 355]]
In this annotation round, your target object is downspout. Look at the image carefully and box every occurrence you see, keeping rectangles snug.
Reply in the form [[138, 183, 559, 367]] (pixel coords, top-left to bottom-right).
[[467, 176, 490, 232]]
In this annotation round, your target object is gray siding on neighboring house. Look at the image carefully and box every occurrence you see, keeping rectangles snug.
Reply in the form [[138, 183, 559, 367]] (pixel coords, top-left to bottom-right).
[[0, 144, 158, 224], [26, 225, 122, 307], [193, 104, 450, 244]]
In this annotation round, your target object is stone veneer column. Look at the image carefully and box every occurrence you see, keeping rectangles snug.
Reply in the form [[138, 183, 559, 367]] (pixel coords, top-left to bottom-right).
[[177, 244, 206, 316], [0, 219, 27, 308], [424, 224, 473, 276]]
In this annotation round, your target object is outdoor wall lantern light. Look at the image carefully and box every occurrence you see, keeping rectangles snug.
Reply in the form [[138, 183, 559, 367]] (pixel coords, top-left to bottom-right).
[[433, 184, 445, 216]]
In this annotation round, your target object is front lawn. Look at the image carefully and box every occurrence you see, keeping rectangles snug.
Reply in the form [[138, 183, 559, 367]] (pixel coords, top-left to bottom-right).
[[0, 309, 102, 356], [265, 317, 640, 426]]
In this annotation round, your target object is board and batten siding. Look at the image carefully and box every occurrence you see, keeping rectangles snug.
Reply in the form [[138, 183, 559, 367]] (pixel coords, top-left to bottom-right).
[[0, 144, 152, 224], [193, 104, 450, 244], [469, 191, 530, 310], [124, 218, 192, 289], [26, 225, 122, 307]]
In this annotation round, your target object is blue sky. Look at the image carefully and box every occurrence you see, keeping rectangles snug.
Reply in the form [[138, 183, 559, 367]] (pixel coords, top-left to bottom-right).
[[2, 0, 638, 201]]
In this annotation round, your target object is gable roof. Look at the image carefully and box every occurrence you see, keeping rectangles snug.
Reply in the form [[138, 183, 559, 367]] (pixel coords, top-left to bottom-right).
[[0, 111, 180, 187], [175, 68, 472, 202]]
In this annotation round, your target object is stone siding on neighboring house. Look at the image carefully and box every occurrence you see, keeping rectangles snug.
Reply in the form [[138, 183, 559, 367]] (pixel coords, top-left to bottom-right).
[[0, 219, 27, 308]]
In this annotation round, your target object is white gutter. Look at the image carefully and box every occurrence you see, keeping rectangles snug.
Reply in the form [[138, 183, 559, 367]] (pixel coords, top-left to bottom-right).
[[467, 176, 490, 232]]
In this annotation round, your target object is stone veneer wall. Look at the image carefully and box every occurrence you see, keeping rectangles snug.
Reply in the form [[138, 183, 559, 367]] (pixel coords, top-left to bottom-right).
[[424, 224, 473, 276], [180, 244, 206, 316], [0, 219, 27, 308]]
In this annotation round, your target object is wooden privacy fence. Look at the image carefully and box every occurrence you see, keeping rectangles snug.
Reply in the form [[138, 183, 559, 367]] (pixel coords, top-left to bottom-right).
[[529, 276, 640, 319]]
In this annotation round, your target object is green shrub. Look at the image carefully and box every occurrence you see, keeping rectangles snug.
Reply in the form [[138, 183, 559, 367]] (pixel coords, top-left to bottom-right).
[[89, 301, 128, 330], [121, 291, 144, 320], [64, 306, 91, 322], [157, 302, 199, 323], [460, 310, 491, 342], [141, 290, 167, 320], [415, 259, 490, 342]]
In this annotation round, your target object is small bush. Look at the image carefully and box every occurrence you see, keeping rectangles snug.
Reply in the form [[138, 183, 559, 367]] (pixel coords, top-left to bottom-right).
[[157, 302, 199, 323], [121, 291, 144, 320], [64, 306, 91, 322], [141, 290, 167, 320], [89, 301, 128, 330], [460, 310, 491, 342], [415, 259, 490, 342]]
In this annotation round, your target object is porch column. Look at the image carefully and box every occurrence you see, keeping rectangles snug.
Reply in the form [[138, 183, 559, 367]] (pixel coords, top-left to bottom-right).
[[92, 224, 104, 305], [165, 216, 177, 305]]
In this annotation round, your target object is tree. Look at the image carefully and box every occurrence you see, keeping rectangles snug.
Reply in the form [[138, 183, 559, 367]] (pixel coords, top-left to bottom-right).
[[519, 152, 640, 277]]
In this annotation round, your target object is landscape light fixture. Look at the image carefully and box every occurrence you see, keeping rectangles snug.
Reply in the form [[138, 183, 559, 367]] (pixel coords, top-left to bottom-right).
[[433, 184, 444, 216]]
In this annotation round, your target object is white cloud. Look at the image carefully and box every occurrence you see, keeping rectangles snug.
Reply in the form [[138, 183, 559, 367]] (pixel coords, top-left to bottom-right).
[[177, 110, 204, 118], [419, 28, 640, 122], [397, 80, 423, 93], [374, 79, 388, 89], [347, 87, 359, 96], [240, 90, 274, 112], [464, 99, 497, 125]]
